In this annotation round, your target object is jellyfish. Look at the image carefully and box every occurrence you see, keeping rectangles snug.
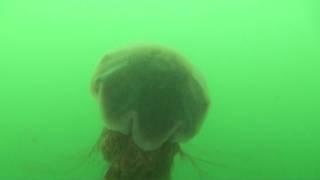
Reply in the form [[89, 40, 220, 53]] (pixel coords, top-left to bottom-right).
[[91, 44, 210, 180]]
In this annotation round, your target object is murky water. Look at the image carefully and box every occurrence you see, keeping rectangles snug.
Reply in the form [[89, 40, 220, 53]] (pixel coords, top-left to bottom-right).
[[1, 0, 320, 179]]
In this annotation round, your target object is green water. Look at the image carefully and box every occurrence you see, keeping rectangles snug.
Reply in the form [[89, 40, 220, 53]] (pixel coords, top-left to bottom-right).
[[1, 0, 320, 179]]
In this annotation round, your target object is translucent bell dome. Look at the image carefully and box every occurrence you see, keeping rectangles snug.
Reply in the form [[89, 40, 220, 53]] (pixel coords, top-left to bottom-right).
[[91, 45, 210, 151]]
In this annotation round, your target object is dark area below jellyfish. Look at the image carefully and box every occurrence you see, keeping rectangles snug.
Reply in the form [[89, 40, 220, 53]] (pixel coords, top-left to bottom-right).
[[91, 44, 210, 180]]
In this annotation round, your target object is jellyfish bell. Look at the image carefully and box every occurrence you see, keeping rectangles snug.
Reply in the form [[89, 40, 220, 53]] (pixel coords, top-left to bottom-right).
[[91, 45, 210, 153]]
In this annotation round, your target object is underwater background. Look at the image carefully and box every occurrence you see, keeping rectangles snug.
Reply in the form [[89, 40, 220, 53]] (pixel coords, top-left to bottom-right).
[[1, 0, 319, 179]]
